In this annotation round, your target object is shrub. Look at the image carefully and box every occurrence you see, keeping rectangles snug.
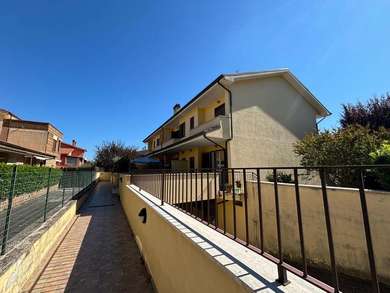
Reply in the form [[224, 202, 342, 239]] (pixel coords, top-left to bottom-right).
[[369, 141, 390, 189], [266, 171, 293, 183], [0, 164, 62, 201], [294, 125, 390, 187]]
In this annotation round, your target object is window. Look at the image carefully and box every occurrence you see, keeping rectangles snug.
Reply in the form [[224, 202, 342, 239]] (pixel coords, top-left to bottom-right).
[[201, 150, 225, 169], [214, 103, 225, 117], [52, 139, 57, 152], [156, 138, 160, 146], [66, 157, 77, 166], [171, 122, 186, 139], [190, 117, 195, 129], [179, 122, 185, 137]]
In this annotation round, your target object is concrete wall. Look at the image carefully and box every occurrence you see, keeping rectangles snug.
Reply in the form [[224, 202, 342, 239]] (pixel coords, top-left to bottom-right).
[[217, 181, 390, 283], [0, 176, 98, 293], [97, 172, 112, 181], [2, 128, 49, 153], [228, 77, 318, 168], [0, 200, 77, 293], [119, 175, 251, 293]]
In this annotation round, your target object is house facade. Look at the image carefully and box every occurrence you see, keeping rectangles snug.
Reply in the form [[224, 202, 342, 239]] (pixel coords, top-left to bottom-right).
[[143, 69, 330, 170], [57, 140, 86, 168], [0, 110, 63, 166]]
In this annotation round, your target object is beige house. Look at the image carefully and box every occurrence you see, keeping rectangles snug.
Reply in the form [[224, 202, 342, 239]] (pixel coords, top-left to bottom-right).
[[0, 109, 63, 166], [144, 69, 330, 169]]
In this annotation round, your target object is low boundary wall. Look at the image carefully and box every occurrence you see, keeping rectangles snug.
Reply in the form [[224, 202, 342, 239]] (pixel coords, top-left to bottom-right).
[[0, 181, 97, 293]]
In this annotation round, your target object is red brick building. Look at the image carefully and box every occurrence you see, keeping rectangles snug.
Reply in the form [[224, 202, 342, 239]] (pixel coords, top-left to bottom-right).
[[57, 140, 86, 168]]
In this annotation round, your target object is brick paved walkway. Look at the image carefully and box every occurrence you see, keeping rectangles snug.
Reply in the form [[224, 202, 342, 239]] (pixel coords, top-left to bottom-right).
[[30, 182, 154, 293]]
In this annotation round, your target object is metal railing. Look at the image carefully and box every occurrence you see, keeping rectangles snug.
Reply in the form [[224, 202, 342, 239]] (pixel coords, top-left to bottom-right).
[[130, 165, 390, 293], [0, 167, 97, 255]]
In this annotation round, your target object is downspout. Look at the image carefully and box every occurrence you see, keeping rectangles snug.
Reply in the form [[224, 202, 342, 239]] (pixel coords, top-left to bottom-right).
[[217, 79, 233, 168], [315, 116, 326, 133], [202, 132, 228, 169], [217, 80, 234, 140]]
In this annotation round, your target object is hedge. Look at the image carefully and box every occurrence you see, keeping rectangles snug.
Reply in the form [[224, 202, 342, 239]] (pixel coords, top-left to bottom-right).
[[0, 163, 63, 201]]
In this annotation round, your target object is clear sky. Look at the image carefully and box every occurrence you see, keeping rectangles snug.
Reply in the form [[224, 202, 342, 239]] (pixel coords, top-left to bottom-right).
[[1, 0, 389, 159]]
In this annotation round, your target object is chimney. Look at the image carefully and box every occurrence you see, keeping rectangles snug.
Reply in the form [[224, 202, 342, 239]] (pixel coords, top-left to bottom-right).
[[72, 139, 77, 146], [173, 103, 181, 114]]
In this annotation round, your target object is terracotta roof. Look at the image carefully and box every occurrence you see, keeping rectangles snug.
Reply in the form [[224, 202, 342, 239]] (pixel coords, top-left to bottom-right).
[[60, 141, 86, 151]]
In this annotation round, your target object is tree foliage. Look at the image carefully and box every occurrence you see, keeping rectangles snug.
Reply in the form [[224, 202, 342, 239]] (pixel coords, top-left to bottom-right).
[[94, 140, 138, 171], [294, 125, 390, 188], [340, 93, 390, 130], [266, 171, 293, 183], [369, 141, 390, 189]]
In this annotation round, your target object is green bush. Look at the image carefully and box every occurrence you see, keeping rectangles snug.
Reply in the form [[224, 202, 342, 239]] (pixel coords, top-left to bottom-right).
[[0, 164, 62, 201], [294, 125, 390, 188], [266, 171, 294, 183], [369, 141, 390, 189]]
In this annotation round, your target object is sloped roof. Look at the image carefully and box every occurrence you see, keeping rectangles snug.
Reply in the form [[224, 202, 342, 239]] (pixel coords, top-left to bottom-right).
[[143, 69, 330, 142], [60, 141, 86, 151]]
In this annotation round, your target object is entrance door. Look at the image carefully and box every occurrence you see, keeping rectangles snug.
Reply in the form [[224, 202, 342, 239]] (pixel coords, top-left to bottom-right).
[[201, 153, 210, 169], [202, 150, 225, 170], [189, 157, 195, 170]]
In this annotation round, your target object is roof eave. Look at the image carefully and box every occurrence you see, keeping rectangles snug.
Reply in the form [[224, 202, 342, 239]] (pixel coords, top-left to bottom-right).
[[142, 74, 225, 143]]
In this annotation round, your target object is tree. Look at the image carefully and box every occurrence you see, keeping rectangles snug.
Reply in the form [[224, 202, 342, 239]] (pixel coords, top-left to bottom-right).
[[340, 93, 390, 130], [294, 125, 389, 187], [94, 140, 138, 171]]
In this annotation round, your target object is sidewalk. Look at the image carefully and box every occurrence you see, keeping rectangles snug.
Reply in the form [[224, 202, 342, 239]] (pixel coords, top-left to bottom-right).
[[30, 182, 154, 293]]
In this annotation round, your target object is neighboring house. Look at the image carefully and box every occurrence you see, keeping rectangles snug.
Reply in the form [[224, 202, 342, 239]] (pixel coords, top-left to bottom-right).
[[57, 140, 86, 168], [0, 108, 20, 127], [0, 140, 55, 165], [0, 110, 63, 167], [143, 69, 330, 170]]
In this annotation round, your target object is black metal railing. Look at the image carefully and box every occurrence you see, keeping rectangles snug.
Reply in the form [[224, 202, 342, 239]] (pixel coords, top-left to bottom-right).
[[129, 165, 390, 293], [0, 167, 97, 255]]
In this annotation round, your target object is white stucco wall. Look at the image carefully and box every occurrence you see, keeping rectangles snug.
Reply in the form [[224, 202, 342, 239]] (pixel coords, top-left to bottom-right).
[[228, 76, 318, 168]]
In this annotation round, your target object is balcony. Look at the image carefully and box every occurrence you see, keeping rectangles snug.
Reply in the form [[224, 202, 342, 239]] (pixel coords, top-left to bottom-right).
[[149, 115, 231, 154], [189, 115, 230, 139]]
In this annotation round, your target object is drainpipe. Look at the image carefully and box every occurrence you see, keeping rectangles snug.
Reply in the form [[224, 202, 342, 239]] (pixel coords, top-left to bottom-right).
[[217, 80, 234, 140], [202, 133, 228, 169], [315, 116, 326, 133], [217, 79, 233, 168]]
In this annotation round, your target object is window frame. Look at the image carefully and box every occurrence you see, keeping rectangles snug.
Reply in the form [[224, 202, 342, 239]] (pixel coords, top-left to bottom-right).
[[214, 103, 226, 117]]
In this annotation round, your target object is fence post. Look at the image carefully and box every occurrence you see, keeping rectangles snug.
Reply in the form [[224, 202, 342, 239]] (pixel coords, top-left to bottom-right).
[[1, 165, 17, 255], [358, 169, 380, 293], [161, 172, 165, 206], [43, 168, 52, 222], [61, 172, 65, 207], [76, 170, 79, 193]]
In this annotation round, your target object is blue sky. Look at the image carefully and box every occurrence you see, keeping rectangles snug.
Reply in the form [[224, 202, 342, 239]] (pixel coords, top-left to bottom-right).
[[1, 0, 389, 159]]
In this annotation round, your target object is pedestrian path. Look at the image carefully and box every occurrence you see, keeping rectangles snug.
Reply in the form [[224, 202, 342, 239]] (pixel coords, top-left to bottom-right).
[[29, 182, 154, 293]]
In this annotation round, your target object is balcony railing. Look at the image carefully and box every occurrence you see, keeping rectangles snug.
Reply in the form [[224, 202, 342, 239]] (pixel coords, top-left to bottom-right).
[[189, 115, 230, 138], [129, 165, 390, 293]]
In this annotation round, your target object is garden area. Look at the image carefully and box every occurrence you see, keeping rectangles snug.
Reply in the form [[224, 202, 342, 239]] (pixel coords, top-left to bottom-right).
[[269, 93, 390, 190]]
